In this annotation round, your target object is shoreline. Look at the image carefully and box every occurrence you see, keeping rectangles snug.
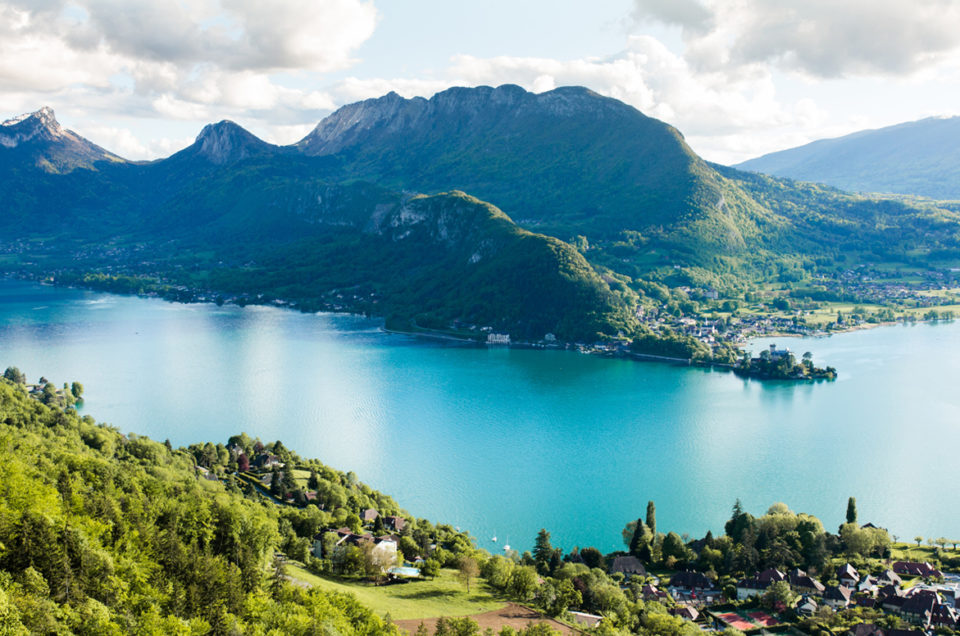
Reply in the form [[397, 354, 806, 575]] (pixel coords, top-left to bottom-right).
[[1, 275, 817, 381], [10, 273, 949, 381]]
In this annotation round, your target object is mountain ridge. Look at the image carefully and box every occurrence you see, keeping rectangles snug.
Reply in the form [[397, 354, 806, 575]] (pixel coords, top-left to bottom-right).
[[735, 115, 960, 200]]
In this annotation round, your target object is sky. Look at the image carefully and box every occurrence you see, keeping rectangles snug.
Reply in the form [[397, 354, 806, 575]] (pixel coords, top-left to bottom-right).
[[3, 0, 960, 164]]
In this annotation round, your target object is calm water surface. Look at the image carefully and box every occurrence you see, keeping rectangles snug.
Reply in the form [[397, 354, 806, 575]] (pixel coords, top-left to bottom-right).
[[0, 280, 957, 553]]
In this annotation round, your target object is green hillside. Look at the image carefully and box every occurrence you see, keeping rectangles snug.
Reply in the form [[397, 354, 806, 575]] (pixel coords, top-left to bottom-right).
[[0, 379, 379, 634], [0, 372, 483, 634], [199, 190, 638, 342]]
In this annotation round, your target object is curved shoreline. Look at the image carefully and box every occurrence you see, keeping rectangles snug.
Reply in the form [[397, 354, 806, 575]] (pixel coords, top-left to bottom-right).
[[14, 273, 932, 382]]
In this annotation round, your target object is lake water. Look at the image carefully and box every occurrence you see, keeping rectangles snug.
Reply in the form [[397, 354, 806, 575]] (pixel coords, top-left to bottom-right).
[[1, 279, 957, 553]]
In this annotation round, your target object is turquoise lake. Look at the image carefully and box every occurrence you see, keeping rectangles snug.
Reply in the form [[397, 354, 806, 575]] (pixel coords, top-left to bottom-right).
[[1, 279, 957, 553]]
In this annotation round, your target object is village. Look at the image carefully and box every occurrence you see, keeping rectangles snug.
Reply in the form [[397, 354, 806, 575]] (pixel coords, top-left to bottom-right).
[[213, 444, 960, 636]]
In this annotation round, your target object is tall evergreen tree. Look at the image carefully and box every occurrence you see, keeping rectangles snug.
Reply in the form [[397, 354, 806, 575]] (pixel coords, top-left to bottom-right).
[[646, 500, 656, 535], [533, 529, 553, 575], [269, 466, 282, 497], [732, 498, 744, 519], [846, 497, 858, 525], [281, 467, 297, 497], [629, 518, 647, 556]]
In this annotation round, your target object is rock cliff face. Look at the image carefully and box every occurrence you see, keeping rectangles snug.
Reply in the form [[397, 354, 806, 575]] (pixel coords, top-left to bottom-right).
[[0, 107, 123, 172], [169, 121, 281, 165], [1, 106, 63, 147], [296, 84, 634, 156]]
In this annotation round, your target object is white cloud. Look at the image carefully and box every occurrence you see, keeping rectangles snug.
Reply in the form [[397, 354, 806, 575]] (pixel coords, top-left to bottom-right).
[[259, 123, 316, 146], [633, 0, 960, 78], [632, 0, 714, 35], [81, 125, 149, 158], [0, 0, 379, 124], [218, 0, 379, 72], [152, 95, 212, 121], [146, 135, 196, 160], [25, 0, 379, 73], [5, 0, 959, 167]]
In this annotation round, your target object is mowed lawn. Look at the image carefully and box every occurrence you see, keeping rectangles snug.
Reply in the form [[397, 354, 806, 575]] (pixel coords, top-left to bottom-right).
[[286, 566, 506, 620]]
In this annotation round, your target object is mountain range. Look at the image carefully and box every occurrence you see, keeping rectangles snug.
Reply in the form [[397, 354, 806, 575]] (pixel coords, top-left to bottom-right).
[[736, 116, 960, 200], [2, 86, 960, 342]]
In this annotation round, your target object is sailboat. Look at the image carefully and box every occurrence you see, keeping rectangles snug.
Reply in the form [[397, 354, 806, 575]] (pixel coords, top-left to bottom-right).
[[491, 531, 497, 542]]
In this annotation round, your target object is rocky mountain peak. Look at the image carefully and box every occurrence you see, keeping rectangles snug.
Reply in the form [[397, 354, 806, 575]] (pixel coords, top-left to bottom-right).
[[1, 106, 65, 147], [187, 120, 277, 164]]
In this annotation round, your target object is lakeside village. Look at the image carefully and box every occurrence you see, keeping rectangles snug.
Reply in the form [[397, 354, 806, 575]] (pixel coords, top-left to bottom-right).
[[200, 437, 960, 636]]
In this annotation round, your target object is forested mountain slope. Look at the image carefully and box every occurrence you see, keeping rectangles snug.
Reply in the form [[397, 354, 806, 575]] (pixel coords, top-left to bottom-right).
[[0, 373, 446, 633], [735, 116, 960, 200]]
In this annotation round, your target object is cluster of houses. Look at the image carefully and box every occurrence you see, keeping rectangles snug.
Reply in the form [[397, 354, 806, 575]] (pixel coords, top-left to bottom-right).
[[815, 267, 960, 307], [311, 508, 408, 565], [730, 562, 954, 631], [616, 558, 958, 633]]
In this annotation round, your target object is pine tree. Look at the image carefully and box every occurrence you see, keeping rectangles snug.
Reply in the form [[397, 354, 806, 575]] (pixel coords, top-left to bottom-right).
[[269, 554, 286, 600], [646, 500, 657, 535], [269, 466, 282, 497], [533, 529, 553, 575], [629, 518, 647, 556], [281, 467, 297, 496]]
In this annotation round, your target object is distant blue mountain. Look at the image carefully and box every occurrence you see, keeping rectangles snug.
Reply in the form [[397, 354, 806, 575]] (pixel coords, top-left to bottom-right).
[[735, 116, 960, 200]]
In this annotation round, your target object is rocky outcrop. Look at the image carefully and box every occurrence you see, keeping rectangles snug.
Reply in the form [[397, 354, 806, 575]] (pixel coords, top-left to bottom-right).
[[172, 121, 281, 165]]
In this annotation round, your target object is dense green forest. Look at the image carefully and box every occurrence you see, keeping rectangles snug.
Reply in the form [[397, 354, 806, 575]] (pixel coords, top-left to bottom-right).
[[0, 370, 475, 634]]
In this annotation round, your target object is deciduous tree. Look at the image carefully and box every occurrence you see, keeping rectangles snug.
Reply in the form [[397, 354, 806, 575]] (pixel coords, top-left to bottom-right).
[[457, 556, 479, 593]]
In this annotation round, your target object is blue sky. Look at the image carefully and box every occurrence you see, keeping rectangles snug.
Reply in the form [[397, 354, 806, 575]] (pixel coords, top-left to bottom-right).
[[2, 0, 959, 163]]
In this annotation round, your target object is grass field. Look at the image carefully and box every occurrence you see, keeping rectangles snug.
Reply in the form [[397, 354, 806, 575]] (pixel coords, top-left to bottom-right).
[[891, 542, 960, 562], [286, 565, 506, 620]]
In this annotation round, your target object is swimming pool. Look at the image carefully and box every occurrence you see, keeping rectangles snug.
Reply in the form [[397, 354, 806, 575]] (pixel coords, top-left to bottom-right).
[[388, 566, 421, 577]]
